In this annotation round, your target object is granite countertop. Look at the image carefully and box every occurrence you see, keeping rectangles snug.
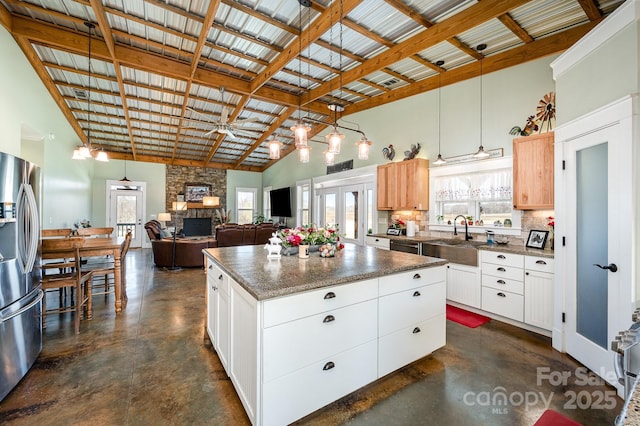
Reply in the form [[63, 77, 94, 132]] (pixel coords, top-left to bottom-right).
[[369, 233, 555, 258], [202, 244, 447, 301]]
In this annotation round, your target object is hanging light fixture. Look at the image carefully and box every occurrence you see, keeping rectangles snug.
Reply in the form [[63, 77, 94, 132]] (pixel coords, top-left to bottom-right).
[[291, 1, 310, 149], [267, 135, 283, 160], [298, 145, 311, 163], [95, 148, 109, 162], [119, 159, 131, 182], [433, 60, 447, 165], [474, 43, 490, 159], [324, 149, 335, 165], [356, 135, 372, 160]]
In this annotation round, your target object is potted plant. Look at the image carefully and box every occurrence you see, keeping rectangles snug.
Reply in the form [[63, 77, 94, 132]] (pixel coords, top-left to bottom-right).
[[466, 216, 474, 226]]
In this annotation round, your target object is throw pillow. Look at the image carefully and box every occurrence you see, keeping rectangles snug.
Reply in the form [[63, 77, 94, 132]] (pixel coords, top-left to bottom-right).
[[161, 229, 172, 239]]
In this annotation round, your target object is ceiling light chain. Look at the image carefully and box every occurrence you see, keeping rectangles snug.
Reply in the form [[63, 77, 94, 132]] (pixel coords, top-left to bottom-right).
[[433, 60, 447, 165], [291, 1, 310, 152], [473, 43, 490, 159]]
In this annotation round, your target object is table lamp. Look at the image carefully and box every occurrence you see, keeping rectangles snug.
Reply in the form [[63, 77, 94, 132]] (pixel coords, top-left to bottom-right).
[[158, 212, 171, 229], [165, 202, 188, 272]]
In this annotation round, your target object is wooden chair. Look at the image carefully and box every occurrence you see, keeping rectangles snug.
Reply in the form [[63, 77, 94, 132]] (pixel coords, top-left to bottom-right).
[[83, 231, 132, 303], [76, 227, 114, 237], [41, 238, 93, 334], [42, 228, 73, 238]]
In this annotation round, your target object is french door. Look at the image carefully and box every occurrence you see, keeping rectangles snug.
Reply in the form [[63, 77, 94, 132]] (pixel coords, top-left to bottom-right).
[[108, 187, 145, 248], [315, 184, 369, 246], [557, 96, 634, 392]]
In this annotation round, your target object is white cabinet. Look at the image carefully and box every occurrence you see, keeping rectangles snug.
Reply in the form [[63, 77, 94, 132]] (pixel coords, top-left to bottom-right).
[[445, 263, 481, 308], [365, 235, 390, 250], [524, 256, 555, 330], [206, 258, 229, 369], [481, 251, 524, 322]]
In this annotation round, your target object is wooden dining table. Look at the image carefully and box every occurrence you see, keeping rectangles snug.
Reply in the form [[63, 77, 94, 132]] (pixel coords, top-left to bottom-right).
[[41, 236, 126, 313]]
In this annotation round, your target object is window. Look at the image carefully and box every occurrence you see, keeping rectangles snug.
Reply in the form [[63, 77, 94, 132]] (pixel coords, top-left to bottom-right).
[[263, 186, 272, 220], [236, 187, 257, 224], [296, 180, 311, 226], [430, 158, 520, 232]]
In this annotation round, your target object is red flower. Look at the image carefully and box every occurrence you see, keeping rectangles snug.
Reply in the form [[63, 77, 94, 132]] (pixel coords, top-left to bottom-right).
[[547, 216, 554, 228]]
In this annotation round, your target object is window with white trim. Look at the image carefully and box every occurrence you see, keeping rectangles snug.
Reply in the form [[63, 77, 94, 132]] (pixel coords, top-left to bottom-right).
[[296, 180, 311, 226], [263, 186, 272, 220], [236, 187, 257, 224]]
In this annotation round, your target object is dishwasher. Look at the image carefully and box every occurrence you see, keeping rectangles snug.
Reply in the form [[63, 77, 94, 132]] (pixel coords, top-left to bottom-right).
[[389, 239, 421, 255]]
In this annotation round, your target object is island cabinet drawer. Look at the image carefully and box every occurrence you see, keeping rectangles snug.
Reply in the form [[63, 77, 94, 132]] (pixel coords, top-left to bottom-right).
[[365, 235, 390, 250], [481, 287, 524, 322], [206, 261, 229, 294], [481, 273, 524, 295], [262, 278, 378, 328], [525, 256, 555, 274], [480, 251, 524, 268], [262, 299, 377, 383], [379, 281, 445, 337], [378, 314, 446, 377], [262, 340, 378, 426], [481, 263, 523, 282], [379, 266, 446, 297]]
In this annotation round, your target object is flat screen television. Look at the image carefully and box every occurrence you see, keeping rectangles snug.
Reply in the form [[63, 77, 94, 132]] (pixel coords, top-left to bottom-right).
[[182, 217, 212, 237], [270, 187, 292, 217]]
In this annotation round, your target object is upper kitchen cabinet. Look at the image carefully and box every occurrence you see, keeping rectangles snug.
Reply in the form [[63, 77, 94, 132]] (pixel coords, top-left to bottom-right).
[[377, 158, 429, 211], [513, 132, 554, 210]]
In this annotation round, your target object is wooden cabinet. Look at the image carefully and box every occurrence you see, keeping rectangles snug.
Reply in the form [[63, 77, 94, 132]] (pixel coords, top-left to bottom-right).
[[377, 158, 429, 210], [513, 132, 554, 209], [524, 256, 555, 331], [446, 263, 481, 309]]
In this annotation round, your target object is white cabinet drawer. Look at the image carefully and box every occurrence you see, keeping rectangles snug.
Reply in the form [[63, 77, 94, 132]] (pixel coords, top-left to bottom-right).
[[525, 256, 555, 273], [481, 273, 524, 295], [262, 299, 377, 382], [262, 340, 378, 426], [379, 266, 446, 296], [481, 287, 524, 322], [366, 236, 390, 250], [481, 263, 523, 282], [263, 278, 378, 328], [379, 281, 445, 336], [206, 260, 229, 293], [480, 251, 524, 268], [378, 314, 446, 377]]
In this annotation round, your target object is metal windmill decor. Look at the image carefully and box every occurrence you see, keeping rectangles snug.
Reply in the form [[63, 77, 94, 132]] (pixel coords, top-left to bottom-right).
[[536, 91, 556, 132]]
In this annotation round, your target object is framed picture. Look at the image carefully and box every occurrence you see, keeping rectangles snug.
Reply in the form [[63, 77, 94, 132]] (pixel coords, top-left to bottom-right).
[[526, 229, 549, 249], [184, 183, 211, 202], [386, 228, 402, 236]]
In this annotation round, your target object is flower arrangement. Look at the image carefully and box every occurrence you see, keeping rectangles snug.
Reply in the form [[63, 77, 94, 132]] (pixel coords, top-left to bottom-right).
[[74, 219, 91, 229], [278, 224, 344, 250], [390, 218, 405, 229], [547, 216, 554, 229]]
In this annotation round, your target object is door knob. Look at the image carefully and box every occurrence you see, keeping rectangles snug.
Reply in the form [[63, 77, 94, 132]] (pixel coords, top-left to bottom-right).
[[594, 263, 618, 273]]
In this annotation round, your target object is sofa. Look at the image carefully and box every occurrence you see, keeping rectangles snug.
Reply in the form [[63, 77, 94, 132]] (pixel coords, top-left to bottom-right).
[[144, 220, 278, 268]]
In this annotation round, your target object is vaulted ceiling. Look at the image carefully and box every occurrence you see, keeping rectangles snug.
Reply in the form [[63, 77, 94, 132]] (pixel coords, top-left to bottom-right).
[[0, 0, 623, 171]]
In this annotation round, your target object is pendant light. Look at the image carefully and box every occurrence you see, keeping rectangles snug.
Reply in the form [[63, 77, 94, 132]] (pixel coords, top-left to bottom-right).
[[267, 135, 283, 160], [473, 43, 490, 159], [356, 135, 372, 160], [291, 1, 309, 149], [433, 60, 447, 165], [120, 159, 131, 182]]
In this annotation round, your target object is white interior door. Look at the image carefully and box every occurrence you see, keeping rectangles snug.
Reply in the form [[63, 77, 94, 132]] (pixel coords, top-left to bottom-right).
[[557, 97, 634, 392], [340, 184, 365, 246]]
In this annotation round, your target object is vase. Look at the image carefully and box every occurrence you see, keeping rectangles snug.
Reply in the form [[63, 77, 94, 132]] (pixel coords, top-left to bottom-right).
[[298, 244, 309, 259], [319, 244, 336, 258], [281, 246, 298, 256]]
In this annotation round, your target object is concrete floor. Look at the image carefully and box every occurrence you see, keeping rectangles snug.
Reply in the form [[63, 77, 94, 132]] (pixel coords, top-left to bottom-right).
[[0, 248, 622, 425]]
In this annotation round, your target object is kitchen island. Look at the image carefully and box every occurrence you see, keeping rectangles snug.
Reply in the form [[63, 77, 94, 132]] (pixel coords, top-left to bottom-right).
[[203, 244, 447, 425]]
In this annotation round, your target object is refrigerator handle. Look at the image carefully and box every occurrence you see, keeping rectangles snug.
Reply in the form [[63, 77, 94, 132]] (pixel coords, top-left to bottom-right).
[[16, 183, 39, 274], [0, 290, 43, 324]]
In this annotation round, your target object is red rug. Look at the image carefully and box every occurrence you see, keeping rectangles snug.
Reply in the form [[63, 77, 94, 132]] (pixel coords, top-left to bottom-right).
[[446, 305, 490, 328], [534, 409, 582, 426]]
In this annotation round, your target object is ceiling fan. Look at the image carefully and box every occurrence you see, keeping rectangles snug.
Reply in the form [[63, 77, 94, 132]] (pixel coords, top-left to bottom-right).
[[186, 87, 258, 139]]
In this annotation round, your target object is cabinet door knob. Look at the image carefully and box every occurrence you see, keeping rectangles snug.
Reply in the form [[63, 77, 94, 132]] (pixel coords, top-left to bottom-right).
[[536, 260, 547, 265], [497, 267, 506, 272], [525, 272, 529, 276], [413, 291, 421, 297], [208, 264, 212, 269], [323, 315, 335, 323], [218, 274, 223, 280], [497, 255, 506, 259], [412, 327, 421, 334], [323, 361, 335, 371], [375, 238, 380, 242], [497, 292, 506, 298], [497, 280, 506, 285], [413, 273, 421, 279], [324, 291, 336, 300]]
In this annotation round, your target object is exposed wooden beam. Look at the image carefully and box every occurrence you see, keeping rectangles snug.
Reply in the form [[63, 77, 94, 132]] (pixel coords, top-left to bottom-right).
[[306, 0, 530, 105], [345, 20, 599, 116], [0, 3, 12, 32], [249, 0, 362, 93], [105, 151, 263, 172], [497, 13, 534, 43], [577, 0, 602, 21]]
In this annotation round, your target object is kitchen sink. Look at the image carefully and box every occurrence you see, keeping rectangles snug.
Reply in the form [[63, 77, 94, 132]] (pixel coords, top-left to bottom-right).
[[421, 239, 485, 266]]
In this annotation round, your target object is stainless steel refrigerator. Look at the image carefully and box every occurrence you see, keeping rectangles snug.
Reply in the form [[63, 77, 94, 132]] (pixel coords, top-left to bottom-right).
[[0, 152, 42, 401]]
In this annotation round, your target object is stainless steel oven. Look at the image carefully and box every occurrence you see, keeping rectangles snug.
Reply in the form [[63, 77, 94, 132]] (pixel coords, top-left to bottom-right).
[[389, 239, 420, 255]]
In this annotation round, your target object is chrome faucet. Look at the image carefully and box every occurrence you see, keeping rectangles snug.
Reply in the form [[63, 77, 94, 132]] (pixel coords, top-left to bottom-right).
[[453, 215, 473, 241]]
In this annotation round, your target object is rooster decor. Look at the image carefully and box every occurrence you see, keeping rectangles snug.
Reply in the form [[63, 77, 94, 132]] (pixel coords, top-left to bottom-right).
[[403, 143, 421, 160], [382, 144, 395, 161], [509, 115, 539, 136]]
